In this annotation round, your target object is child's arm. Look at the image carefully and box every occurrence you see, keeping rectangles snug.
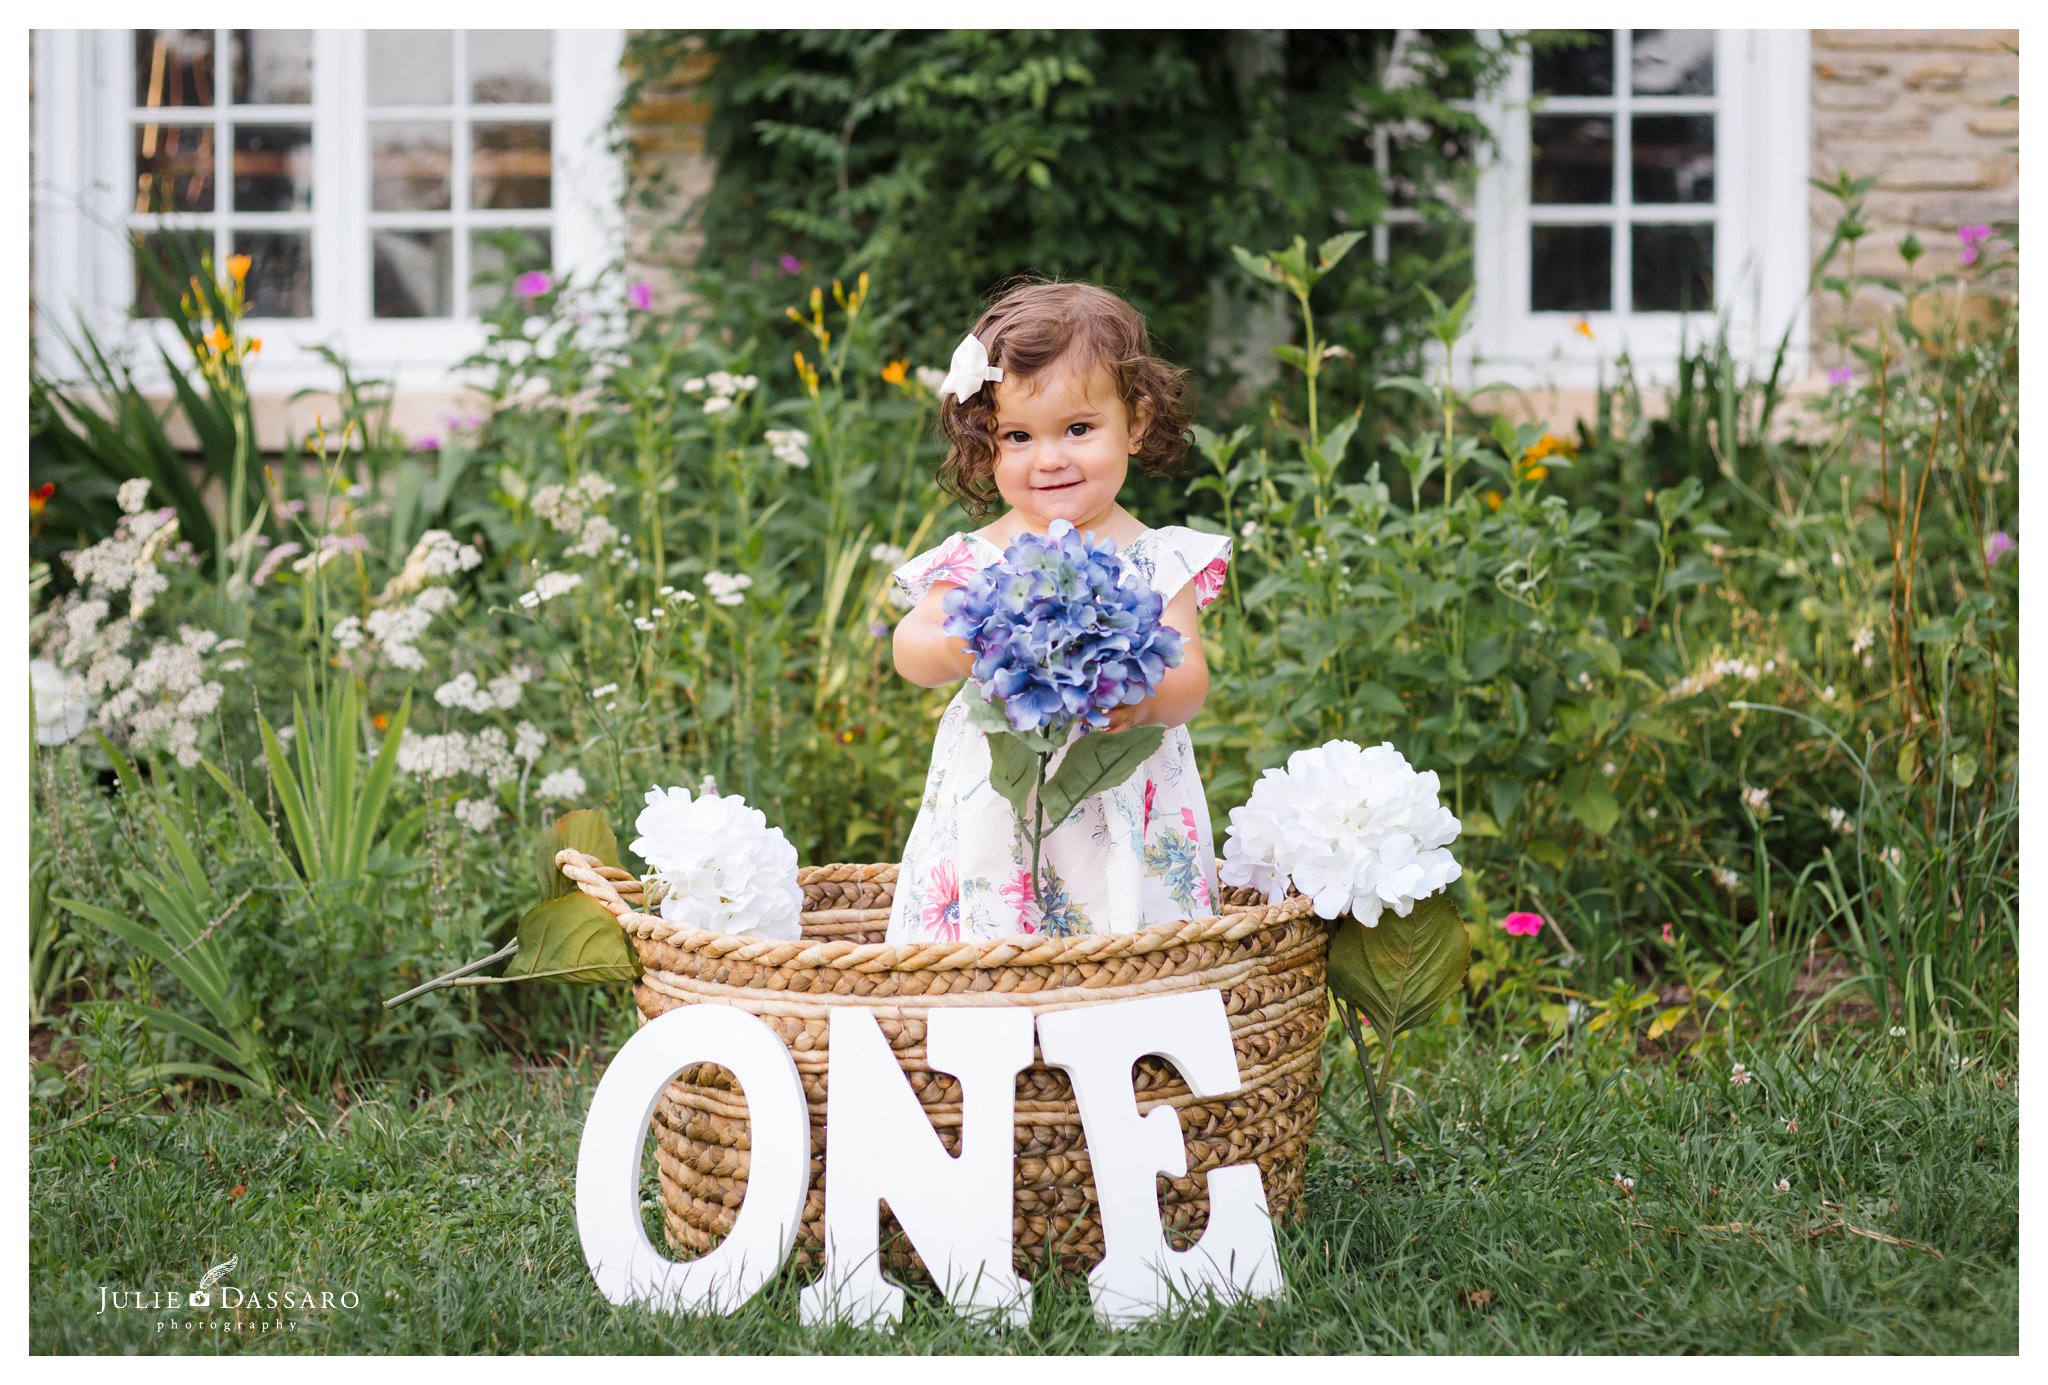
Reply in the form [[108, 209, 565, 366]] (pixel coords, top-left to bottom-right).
[[891, 580, 978, 688], [1102, 581, 1208, 731]]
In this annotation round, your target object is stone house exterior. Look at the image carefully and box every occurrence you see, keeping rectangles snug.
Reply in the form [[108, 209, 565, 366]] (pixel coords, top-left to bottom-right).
[[30, 29, 2017, 446]]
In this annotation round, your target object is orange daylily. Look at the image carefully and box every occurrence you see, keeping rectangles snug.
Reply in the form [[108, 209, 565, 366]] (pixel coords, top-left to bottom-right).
[[881, 358, 909, 385], [1573, 318, 1595, 340], [205, 324, 233, 356]]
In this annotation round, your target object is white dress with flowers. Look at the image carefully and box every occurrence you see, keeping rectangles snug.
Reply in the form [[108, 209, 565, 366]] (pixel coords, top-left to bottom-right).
[[885, 524, 1234, 942]]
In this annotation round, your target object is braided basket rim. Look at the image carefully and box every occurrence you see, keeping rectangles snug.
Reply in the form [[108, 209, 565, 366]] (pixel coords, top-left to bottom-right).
[[555, 849, 1324, 973]]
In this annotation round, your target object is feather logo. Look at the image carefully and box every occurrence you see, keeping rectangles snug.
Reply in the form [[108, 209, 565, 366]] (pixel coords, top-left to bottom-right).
[[188, 1255, 238, 1307]]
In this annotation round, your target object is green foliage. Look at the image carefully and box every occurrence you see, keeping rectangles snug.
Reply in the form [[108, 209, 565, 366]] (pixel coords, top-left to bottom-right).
[[499, 895, 643, 986], [1327, 895, 1472, 1040]]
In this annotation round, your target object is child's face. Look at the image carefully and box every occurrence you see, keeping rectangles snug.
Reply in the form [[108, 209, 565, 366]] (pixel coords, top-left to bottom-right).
[[987, 355, 1146, 535]]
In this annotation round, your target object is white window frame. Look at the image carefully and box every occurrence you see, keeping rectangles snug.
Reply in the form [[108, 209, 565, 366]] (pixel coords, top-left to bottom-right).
[[1436, 29, 1811, 390], [32, 28, 626, 396]]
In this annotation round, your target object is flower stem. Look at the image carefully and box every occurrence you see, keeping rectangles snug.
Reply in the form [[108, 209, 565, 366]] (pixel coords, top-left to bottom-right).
[[1338, 1000, 1395, 1164], [1029, 749, 1050, 916]]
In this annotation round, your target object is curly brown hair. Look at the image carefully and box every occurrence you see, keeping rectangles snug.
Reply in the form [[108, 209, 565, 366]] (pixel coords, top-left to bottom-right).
[[935, 277, 1195, 519]]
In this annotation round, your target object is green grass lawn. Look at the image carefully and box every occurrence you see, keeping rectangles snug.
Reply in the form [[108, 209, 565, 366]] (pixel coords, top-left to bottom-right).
[[30, 1028, 2018, 1354]]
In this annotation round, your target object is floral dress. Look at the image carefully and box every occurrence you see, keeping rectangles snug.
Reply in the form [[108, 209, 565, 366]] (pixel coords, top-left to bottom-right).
[[885, 524, 1234, 942]]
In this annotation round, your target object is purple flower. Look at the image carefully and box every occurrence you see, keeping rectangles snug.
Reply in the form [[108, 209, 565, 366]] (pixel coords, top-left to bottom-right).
[[409, 436, 440, 453], [629, 282, 655, 311], [779, 254, 804, 275], [1958, 223, 1995, 266], [1827, 365, 1857, 389], [942, 520, 1183, 735], [869, 620, 891, 638], [513, 270, 554, 299], [1984, 530, 2015, 566]]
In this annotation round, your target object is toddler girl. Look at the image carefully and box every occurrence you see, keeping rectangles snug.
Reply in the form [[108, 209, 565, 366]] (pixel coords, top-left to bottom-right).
[[885, 280, 1233, 943]]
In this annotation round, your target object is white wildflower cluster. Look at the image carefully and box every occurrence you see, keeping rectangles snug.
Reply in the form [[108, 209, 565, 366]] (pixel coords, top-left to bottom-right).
[[117, 477, 153, 515], [629, 784, 802, 939], [519, 571, 584, 610], [683, 371, 759, 416], [868, 542, 905, 567], [1712, 867, 1743, 894], [1219, 739, 1462, 924], [95, 627, 227, 768], [704, 571, 753, 607], [452, 797, 499, 833], [1665, 655, 1763, 702], [1851, 626, 1877, 668], [536, 767, 589, 803], [64, 502, 180, 621], [332, 586, 460, 672], [434, 665, 537, 714], [1741, 785, 1772, 818], [380, 529, 483, 601], [764, 429, 811, 469], [532, 474, 623, 559], [1826, 806, 1857, 836], [396, 727, 522, 786]]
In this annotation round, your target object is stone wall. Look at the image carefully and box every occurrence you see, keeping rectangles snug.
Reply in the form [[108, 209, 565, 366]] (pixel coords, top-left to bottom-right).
[[1808, 30, 2018, 350]]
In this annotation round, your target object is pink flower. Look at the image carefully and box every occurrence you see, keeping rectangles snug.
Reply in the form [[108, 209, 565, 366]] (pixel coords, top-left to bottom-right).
[[1500, 911, 1545, 937], [1958, 222, 1995, 265], [917, 536, 979, 589], [1660, 922, 1675, 944], [1192, 553, 1230, 609], [409, 435, 439, 453], [921, 860, 961, 942], [1827, 365, 1856, 389], [779, 254, 804, 275], [1142, 777, 1157, 836], [1000, 868, 1040, 934], [1984, 530, 2015, 566], [628, 282, 654, 310], [513, 270, 553, 299]]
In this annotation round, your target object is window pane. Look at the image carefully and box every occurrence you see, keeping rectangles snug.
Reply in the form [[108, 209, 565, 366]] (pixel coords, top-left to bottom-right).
[[1531, 224, 1611, 312], [469, 31, 552, 104], [1388, 219, 1474, 303], [371, 122, 452, 212], [131, 230, 202, 319], [373, 230, 453, 317], [1530, 116, 1612, 205], [232, 124, 314, 212], [1532, 33, 1613, 97], [1632, 116, 1715, 205], [230, 30, 312, 105], [469, 228, 552, 315], [472, 122, 552, 209], [368, 30, 453, 106], [1632, 224, 1714, 312], [135, 29, 216, 109], [231, 230, 313, 318], [1632, 30, 1715, 96], [133, 125, 215, 214]]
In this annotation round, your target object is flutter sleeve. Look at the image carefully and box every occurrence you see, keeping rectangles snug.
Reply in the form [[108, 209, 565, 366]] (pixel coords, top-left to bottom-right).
[[890, 533, 984, 608], [1158, 526, 1234, 612]]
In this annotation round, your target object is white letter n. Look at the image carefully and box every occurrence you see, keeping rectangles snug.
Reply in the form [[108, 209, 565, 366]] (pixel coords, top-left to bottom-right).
[[799, 1006, 1035, 1330]]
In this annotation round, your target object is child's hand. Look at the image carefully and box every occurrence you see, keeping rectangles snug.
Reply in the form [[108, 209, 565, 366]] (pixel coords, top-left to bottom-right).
[[1097, 700, 1149, 734]]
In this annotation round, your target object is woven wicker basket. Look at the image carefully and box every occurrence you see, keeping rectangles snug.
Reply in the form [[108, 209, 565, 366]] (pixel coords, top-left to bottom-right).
[[557, 849, 1331, 1276]]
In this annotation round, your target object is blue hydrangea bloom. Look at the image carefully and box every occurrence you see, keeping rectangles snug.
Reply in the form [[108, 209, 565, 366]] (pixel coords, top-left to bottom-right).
[[942, 519, 1184, 735]]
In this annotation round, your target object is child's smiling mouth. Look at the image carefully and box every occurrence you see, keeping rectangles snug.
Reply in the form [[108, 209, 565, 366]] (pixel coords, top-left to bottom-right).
[[1038, 481, 1082, 491]]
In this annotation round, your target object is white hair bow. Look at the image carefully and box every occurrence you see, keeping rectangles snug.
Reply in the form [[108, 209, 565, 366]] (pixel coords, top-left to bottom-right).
[[939, 332, 1005, 404]]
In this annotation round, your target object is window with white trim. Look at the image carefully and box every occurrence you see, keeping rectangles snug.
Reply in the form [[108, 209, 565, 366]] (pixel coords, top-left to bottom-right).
[[33, 28, 626, 394], [1452, 29, 1811, 388]]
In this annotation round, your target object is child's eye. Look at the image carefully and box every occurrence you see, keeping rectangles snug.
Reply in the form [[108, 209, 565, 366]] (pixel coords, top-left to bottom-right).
[[1067, 422, 1093, 437], [1004, 430, 1030, 445]]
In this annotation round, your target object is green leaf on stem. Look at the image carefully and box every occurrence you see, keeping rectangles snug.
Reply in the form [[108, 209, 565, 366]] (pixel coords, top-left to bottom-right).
[[500, 893, 642, 984], [1326, 891, 1471, 1038], [1041, 725, 1165, 825]]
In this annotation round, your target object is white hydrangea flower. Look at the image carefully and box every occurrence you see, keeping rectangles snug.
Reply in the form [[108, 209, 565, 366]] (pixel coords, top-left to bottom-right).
[[1218, 739, 1462, 924], [629, 784, 801, 940], [536, 767, 588, 802]]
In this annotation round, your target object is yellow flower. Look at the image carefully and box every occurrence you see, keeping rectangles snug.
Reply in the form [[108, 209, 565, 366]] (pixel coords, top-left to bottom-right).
[[1516, 432, 1574, 481], [1485, 490, 1503, 511], [1573, 318, 1595, 340], [793, 349, 820, 399], [227, 253, 251, 284], [809, 285, 823, 317], [881, 358, 909, 385], [245, 337, 263, 356], [205, 324, 233, 356]]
